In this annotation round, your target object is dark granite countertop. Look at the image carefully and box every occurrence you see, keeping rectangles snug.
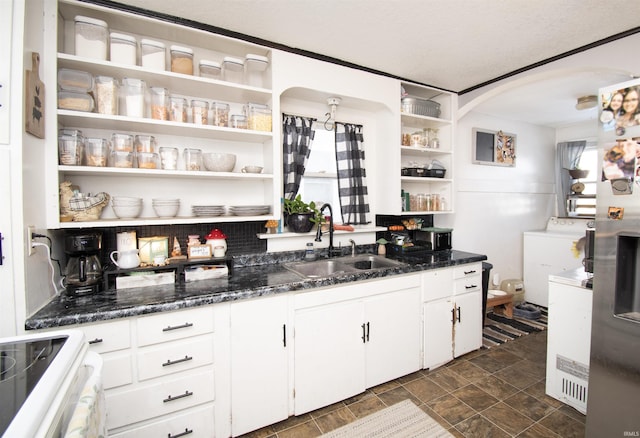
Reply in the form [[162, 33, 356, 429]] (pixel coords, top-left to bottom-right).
[[25, 249, 486, 330]]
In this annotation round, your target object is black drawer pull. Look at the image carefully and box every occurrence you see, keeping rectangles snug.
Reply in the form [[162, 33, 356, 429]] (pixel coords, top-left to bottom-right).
[[163, 355, 193, 367], [88, 338, 103, 345], [163, 390, 193, 403], [464, 270, 477, 275], [465, 284, 478, 289], [169, 428, 193, 438], [162, 322, 194, 332]]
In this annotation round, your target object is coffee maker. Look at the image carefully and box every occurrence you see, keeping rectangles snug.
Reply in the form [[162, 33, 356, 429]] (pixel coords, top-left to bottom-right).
[[64, 232, 103, 296]]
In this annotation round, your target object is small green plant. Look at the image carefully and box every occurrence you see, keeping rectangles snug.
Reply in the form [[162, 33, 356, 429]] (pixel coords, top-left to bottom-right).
[[283, 194, 322, 224]]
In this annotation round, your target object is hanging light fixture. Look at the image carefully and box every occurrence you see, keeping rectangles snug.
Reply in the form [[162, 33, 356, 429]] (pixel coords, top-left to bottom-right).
[[575, 95, 598, 110]]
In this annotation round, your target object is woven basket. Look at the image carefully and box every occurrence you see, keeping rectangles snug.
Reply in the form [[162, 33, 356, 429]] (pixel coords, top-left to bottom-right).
[[70, 192, 110, 222]]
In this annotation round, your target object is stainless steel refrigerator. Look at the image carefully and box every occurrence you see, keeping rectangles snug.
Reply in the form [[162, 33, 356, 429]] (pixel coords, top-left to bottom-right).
[[586, 79, 640, 436]]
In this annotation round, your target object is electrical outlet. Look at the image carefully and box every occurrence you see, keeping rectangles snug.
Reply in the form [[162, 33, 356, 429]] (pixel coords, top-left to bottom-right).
[[27, 225, 35, 256]]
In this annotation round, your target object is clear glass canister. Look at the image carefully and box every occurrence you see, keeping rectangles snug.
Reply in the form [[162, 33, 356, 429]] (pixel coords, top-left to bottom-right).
[[94, 76, 118, 115], [109, 32, 137, 65], [140, 39, 166, 71], [149, 87, 169, 120], [191, 99, 208, 125], [120, 78, 146, 118], [230, 114, 248, 129], [170, 45, 194, 75], [244, 103, 272, 131], [111, 133, 134, 152], [159, 147, 178, 170], [184, 148, 202, 171], [134, 134, 157, 153], [211, 102, 229, 127], [58, 133, 85, 165], [244, 53, 269, 88], [222, 56, 244, 84], [84, 137, 109, 167], [169, 96, 188, 123], [74, 15, 108, 60], [199, 60, 222, 79]]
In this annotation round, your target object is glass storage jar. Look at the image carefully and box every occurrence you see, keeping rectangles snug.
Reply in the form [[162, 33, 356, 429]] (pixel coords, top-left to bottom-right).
[[110, 151, 134, 168], [222, 56, 244, 84], [244, 103, 272, 131], [159, 147, 179, 170], [134, 135, 156, 153], [170, 45, 194, 75], [211, 102, 229, 127], [110, 32, 137, 65], [199, 60, 222, 79], [120, 78, 146, 118], [191, 99, 209, 125], [111, 133, 134, 152], [94, 76, 118, 115], [58, 133, 85, 165], [57, 69, 93, 92], [244, 53, 269, 88], [84, 138, 108, 167], [230, 114, 248, 129], [149, 87, 169, 120], [74, 15, 108, 60], [184, 148, 202, 171], [169, 96, 188, 123], [140, 39, 166, 71]]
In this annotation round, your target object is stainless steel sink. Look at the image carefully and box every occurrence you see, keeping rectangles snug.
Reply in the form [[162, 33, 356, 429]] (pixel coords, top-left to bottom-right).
[[284, 254, 405, 279]]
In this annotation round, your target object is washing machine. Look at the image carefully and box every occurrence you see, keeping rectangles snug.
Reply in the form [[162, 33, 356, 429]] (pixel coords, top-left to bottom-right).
[[523, 216, 591, 307]]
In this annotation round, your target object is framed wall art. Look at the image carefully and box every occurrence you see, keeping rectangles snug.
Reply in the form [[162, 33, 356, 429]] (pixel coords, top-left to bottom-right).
[[472, 128, 516, 167]]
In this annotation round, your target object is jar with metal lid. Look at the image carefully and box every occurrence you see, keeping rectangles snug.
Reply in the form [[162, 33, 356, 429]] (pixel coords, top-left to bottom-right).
[[94, 76, 118, 115], [199, 60, 222, 79], [230, 114, 248, 129], [191, 99, 209, 125], [170, 45, 194, 75], [222, 56, 244, 84], [74, 15, 108, 60], [244, 103, 272, 131], [169, 96, 187, 122], [140, 39, 166, 70], [149, 87, 169, 120], [120, 78, 146, 118], [110, 32, 137, 65], [244, 53, 269, 88], [211, 102, 229, 127]]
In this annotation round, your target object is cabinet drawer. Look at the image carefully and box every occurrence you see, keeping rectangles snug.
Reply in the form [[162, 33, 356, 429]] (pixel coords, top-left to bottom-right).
[[137, 334, 214, 381], [421, 268, 453, 301], [454, 275, 482, 295], [453, 263, 482, 279], [109, 404, 215, 438], [103, 352, 133, 390], [106, 368, 215, 430], [81, 319, 131, 353], [137, 307, 214, 346]]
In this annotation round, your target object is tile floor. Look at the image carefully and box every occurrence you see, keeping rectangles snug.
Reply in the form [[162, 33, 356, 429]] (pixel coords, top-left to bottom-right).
[[240, 330, 586, 438]]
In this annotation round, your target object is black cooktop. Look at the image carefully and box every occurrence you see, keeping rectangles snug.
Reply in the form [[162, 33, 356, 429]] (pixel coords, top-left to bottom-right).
[[0, 336, 67, 435]]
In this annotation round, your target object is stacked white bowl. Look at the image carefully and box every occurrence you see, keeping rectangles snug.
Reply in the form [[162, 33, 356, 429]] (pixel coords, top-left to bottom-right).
[[152, 198, 180, 217], [112, 196, 143, 219]]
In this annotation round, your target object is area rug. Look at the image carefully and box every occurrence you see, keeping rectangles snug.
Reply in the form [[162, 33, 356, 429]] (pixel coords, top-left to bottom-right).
[[321, 400, 453, 438], [482, 305, 548, 349]]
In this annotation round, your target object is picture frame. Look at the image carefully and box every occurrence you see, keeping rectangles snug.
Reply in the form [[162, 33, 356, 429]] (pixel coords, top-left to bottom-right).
[[187, 244, 212, 259], [472, 128, 517, 167]]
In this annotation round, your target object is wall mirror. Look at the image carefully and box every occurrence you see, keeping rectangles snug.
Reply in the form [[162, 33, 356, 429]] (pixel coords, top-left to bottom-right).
[[472, 128, 517, 167]]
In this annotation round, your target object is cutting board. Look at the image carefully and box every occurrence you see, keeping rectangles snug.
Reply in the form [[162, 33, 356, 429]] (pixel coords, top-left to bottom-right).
[[25, 51, 45, 138]]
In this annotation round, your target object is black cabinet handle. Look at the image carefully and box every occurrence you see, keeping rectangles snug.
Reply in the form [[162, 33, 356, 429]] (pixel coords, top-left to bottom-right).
[[366, 322, 370, 342], [168, 428, 193, 438], [163, 390, 193, 403], [464, 270, 477, 275], [163, 322, 194, 332], [457, 306, 461, 323], [162, 355, 193, 367], [361, 323, 366, 343], [282, 324, 287, 347], [465, 284, 477, 289], [88, 338, 103, 345], [451, 307, 456, 323]]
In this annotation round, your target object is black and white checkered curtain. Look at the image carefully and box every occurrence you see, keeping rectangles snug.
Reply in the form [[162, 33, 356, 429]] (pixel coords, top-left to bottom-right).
[[335, 123, 371, 225], [282, 114, 316, 200]]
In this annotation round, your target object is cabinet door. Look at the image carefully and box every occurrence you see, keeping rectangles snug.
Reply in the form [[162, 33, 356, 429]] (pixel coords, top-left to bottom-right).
[[453, 291, 483, 357], [231, 295, 289, 436], [294, 300, 365, 415], [423, 298, 454, 369], [365, 288, 421, 387]]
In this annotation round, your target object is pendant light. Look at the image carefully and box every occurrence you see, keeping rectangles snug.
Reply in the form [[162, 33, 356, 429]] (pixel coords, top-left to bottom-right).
[[575, 95, 598, 110]]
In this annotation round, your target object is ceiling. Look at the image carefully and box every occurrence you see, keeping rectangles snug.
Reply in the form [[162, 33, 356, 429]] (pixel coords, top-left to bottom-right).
[[116, 0, 640, 127]]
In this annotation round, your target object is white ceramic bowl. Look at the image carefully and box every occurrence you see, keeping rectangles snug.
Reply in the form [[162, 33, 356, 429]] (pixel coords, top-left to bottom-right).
[[241, 165, 263, 174], [203, 152, 236, 172], [112, 203, 142, 219], [153, 203, 180, 218]]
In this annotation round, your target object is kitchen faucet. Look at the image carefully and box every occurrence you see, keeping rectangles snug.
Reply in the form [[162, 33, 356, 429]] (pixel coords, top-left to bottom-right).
[[315, 203, 341, 257], [349, 239, 356, 257]]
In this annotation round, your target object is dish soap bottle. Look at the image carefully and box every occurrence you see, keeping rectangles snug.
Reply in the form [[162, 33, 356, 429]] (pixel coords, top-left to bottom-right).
[[305, 242, 316, 261]]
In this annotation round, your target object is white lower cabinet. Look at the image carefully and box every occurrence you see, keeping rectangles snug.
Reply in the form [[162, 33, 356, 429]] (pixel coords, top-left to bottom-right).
[[110, 405, 215, 438], [423, 263, 483, 369], [230, 295, 289, 436], [294, 275, 422, 415]]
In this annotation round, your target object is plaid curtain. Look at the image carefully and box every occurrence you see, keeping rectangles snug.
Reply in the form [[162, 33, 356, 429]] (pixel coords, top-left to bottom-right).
[[335, 123, 371, 224], [555, 140, 586, 216], [282, 114, 316, 200]]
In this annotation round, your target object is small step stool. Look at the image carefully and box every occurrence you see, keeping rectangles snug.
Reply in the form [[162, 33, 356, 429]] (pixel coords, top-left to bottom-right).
[[486, 293, 514, 322]]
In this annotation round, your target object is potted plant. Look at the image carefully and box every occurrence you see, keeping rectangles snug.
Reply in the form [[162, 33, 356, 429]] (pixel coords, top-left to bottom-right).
[[283, 194, 321, 233], [568, 167, 589, 179]]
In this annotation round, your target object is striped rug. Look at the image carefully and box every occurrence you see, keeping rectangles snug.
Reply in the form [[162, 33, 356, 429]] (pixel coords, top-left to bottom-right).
[[483, 305, 548, 349]]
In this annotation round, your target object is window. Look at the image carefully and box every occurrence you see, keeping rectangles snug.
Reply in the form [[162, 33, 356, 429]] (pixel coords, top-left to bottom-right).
[[567, 145, 597, 218]]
